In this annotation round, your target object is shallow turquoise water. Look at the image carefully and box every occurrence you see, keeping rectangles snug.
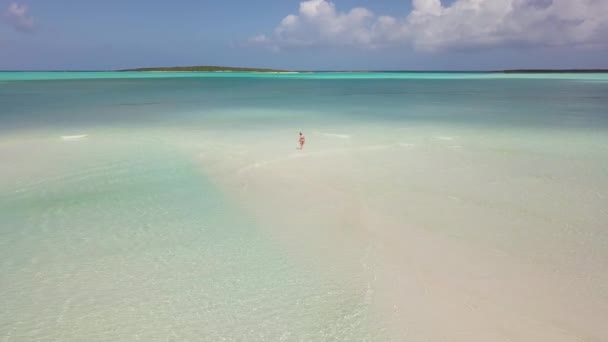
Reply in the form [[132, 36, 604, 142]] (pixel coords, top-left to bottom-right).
[[0, 136, 384, 340], [2, 72, 607, 132], [1, 72, 608, 341]]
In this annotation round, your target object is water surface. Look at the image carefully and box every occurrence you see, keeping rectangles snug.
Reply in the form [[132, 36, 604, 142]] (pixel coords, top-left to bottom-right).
[[1, 72, 607, 341]]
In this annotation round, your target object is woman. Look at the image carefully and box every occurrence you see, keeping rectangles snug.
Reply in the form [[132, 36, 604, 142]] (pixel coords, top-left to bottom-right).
[[298, 132, 305, 150]]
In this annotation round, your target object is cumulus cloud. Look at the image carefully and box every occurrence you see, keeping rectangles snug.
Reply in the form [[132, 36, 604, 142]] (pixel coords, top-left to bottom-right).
[[250, 0, 608, 51], [4, 2, 35, 32]]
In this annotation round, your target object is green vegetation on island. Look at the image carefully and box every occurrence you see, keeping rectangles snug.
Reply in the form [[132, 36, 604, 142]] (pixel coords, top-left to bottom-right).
[[121, 66, 290, 73], [119, 66, 608, 74], [501, 69, 608, 73]]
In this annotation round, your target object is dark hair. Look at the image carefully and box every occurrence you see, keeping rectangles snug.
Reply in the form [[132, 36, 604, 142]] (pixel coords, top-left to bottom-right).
[[299, 132, 302, 135]]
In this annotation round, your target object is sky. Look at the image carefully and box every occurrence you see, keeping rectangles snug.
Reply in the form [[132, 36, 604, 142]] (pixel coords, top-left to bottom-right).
[[1, 0, 607, 71]]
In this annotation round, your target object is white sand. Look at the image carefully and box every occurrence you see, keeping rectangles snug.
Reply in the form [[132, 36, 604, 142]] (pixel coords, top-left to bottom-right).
[[194, 125, 608, 341], [2, 126, 606, 341]]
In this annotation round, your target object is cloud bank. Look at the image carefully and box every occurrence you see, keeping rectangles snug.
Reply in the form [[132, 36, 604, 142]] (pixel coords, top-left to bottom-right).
[[4, 2, 35, 32], [250, 0, 608, 51]]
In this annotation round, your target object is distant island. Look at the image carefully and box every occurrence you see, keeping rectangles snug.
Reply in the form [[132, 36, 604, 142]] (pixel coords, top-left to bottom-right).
[[501, 69, 608, 73], [121, 66, 290, 73], [120, 66, 608, 73], [3, 66, 607, 73]]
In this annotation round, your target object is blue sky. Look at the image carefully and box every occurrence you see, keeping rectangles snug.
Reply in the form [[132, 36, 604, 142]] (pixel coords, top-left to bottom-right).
[[1, 0, 607, 70]]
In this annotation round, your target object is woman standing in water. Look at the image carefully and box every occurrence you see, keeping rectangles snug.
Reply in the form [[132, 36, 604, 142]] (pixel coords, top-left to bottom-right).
[[298, 132, 305, 150]]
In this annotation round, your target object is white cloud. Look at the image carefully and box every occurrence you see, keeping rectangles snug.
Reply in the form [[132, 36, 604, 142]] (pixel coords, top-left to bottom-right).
[[250, 0, 608, 51], [4, 2, 35, 32], [253, 0, 378, 49]]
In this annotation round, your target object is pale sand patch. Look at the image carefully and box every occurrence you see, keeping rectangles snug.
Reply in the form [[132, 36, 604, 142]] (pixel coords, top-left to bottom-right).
[[193, 128, 608, 341], [316, 131, 352, 139], [61, 134, 88, 141]]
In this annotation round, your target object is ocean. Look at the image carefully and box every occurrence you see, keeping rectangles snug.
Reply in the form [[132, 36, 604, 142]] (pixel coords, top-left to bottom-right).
[[1, 72, 607, 341]]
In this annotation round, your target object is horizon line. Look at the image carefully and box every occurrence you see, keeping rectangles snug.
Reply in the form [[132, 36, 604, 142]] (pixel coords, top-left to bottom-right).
[[2, 69, 608, 73]]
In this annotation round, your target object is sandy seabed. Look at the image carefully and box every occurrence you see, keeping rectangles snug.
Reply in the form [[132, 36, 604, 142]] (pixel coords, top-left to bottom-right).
[[192, 123, 608, 341], [1, 122, 607, 341]]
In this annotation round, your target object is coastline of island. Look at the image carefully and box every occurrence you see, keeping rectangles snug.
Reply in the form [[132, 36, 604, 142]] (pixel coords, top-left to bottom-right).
[[2, 67, 607, 74], [118, 66, 608, 74], [120, 66, 293, 73]]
